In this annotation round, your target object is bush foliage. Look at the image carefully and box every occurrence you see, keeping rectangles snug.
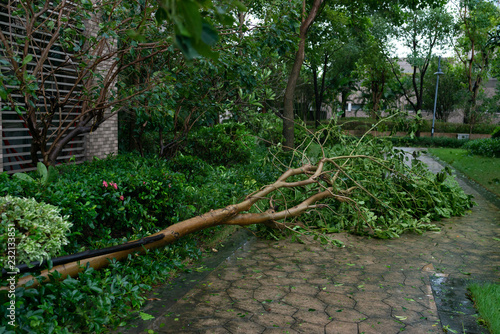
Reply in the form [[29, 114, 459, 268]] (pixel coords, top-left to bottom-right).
[[185, 123, 256, 166], [464, 138, 500, 157], [337, 117, 497, 134], [0, 196, 72, 267], [0, 149, 280, 251]]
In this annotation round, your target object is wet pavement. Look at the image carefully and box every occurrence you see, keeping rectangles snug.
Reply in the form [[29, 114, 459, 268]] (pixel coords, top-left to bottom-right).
[[118, 149, 500, 334]]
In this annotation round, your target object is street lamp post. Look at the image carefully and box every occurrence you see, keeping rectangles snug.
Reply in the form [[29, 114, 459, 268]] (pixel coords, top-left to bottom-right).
[[431, 56, 444, 138]]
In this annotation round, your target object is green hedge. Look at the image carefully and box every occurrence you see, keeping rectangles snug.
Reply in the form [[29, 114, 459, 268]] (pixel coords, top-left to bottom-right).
[[337, 118, 497, 134], [185, 123, 256, 166], [464, 138, 500, 157], [381, 136, 467, 148]]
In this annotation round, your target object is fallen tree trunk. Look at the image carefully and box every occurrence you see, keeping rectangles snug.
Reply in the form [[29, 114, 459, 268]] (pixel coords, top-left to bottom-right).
[[14, 160, 342, 287], [11, 147, 473, 288]]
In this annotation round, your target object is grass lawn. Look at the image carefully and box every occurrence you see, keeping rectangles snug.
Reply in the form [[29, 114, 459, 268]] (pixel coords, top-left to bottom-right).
[[429, 148, 500, 333], [468, 283, 500, 334], [428, 148, 500, 197]]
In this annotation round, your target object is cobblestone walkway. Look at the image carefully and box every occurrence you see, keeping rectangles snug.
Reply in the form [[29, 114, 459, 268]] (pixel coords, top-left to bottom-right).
[[122, 150, 500, 334]]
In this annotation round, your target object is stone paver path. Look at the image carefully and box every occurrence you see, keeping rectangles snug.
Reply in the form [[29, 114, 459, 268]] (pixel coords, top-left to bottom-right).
[[123, 150, 500, 334]]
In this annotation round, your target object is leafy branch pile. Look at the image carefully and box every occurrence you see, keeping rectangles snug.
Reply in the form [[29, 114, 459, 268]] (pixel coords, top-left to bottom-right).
[[247, 133, 474, 240]]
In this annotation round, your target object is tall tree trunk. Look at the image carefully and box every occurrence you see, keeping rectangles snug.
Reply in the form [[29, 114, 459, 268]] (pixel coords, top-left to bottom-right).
[[282, 0, 323, 150]]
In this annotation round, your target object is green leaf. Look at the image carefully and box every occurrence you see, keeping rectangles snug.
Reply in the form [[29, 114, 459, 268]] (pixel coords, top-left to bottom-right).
[[13, 173, 35, 183], [200, 21, 219, 46], [139, 312, 155, 321], [37, 162, 48, 184], [0, 86, 7, 100], [178, 1, 202, 40], [21, 54, 33, 66]]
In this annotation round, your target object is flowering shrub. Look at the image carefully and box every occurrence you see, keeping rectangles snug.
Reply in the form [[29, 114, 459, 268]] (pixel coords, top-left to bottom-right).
[[0, 154, 187, 249], [0, 151, 280, 250], [0, 195, 72, 266]]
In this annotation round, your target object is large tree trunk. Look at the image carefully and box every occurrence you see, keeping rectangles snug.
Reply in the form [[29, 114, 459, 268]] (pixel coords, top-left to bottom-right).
[[282, 0, 323, 150], [14, 157, 357, 288]]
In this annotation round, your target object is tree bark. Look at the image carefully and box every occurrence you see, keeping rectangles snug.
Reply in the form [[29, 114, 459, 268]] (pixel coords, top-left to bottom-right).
[[282, 0, 323, 150]]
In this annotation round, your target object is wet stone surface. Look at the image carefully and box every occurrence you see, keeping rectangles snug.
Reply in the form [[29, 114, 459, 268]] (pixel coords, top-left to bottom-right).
[[118, 150, 500, 334], [429, 276, 488, 334]]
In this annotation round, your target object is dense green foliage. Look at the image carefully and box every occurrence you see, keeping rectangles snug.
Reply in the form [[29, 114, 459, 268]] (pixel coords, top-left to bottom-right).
[[0, 149, 278, 252], [1, 243, 202, 334], [0, 196, 72, 267], [464, 138, 500, 157], [185, 123, 256, 166], [261, 136, 474, 240]]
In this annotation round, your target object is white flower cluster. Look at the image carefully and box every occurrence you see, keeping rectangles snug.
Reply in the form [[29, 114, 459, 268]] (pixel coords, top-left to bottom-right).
[[0, 195, 72, 267]]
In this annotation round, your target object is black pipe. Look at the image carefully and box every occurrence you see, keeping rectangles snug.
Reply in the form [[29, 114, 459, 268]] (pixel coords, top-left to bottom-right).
[[2, 233, 165, 277]]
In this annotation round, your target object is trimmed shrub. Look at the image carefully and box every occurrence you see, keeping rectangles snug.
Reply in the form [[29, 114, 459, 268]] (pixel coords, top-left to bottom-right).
[[383, 136, 467, 148], [464, 138, 500, 157], [0, 155, 187, 249], [0, 195, 72, 266]]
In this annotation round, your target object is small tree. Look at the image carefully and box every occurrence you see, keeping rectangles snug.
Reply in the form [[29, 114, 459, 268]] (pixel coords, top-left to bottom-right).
[[421, 58, 467, 122], [0, 0, 173, 166], [390, 5, 454, 113]]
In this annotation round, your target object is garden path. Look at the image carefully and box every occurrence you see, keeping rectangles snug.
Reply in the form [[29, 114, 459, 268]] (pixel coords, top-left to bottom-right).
[[120, 149, 500, 334]]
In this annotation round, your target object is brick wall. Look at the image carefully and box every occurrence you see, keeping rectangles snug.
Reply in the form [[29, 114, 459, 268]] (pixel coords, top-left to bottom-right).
[[83, 2, 118, 161], [85, 114, 118, 160]]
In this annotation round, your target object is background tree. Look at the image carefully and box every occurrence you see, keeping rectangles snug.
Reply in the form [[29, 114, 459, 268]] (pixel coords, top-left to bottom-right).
[[0, 0, 244, 167], [282, 0, 324, 150], [422, 58, 467, 121], [119, 0, 291, 157], [0, 0, 175, 166], [304, 4, 356, 126], [453, 0, 500, 124], [390, 5, 454, 113]]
